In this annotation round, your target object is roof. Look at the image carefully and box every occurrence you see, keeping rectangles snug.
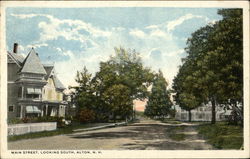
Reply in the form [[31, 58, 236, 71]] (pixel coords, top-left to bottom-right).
[[7, 51, 25, 66], [44, 65, 54, 80], [52, 75, 66, 90], [21, 48, 47, 75], [8, 46, 66, 89]]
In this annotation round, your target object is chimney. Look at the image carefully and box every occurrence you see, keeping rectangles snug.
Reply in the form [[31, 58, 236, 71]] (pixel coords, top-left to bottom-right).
[[13, 43, 18, 53]]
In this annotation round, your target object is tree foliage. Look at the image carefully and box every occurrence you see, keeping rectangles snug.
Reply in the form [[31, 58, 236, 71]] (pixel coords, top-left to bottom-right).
[[144, 70, 173, 120], [75, 67, 94, 110], [74, 47, 156, 122], [102, 84, 133, 121], [172, 9, 243, 124]]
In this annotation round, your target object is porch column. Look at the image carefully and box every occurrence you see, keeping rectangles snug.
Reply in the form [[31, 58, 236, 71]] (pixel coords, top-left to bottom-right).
[[63, 105, 66, 117], [46, 104, 48, 116], [41, 105, 44, 116], [21, 85, 24, 98], [20, 105, 23, 119]]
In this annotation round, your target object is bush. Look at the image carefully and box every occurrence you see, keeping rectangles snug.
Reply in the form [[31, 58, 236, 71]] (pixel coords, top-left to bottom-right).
[[169, 109, 176, 118], [36, 116, 58, 122], [227, 110, 243, 126], [56, 117, 66, 128], [78, 108, 96, 123], [8, 118, 23, 124], [22, 117, 30, 123]]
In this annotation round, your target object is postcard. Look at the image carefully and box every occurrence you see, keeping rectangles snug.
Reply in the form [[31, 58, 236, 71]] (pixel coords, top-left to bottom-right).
[[0, 1, 249, 158]]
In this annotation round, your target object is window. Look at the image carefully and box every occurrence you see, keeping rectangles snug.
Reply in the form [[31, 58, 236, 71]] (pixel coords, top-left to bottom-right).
[[27, 88, 42, 95], [34, 88, 42, 94], [8, 105, 14, 112], [26, 87, 41, 99]]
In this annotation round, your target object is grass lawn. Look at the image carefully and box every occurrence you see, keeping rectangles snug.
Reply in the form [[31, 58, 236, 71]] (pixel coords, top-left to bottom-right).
[[161, 118, 182, 124], [197, 122, 243, 149], [167, 126, 186, 141], [163, 120, 182, 124], [169, 133, 185, 141]]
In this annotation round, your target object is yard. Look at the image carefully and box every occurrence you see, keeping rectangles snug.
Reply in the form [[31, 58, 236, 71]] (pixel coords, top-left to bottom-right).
[[197, 122, 243, 149]]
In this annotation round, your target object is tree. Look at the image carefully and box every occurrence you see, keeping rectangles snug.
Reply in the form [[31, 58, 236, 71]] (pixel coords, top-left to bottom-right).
[[106, 47, 155, 100], [93, 47, 155, 120], [195, 9, 243, 124], [173, 9, 243, 124], [74, 67, 94, 110], [145, 70, 173, 120], [209, 9, 243, 125], [102, 84, 133, 121], [172, 61, 203, 122]]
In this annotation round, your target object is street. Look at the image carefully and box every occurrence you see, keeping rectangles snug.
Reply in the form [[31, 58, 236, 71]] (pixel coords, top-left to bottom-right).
[[8, 119, 212, 150]]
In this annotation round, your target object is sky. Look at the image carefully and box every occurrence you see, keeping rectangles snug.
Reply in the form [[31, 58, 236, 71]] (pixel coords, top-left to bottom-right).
[[6, 7, 223, 88]]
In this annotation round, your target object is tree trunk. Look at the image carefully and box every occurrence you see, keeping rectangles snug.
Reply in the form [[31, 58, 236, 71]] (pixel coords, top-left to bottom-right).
[[211, 99, 216, 124], [188, 110, 192, 122]]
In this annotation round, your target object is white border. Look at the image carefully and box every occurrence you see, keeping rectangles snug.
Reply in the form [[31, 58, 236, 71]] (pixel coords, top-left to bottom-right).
[[0, 1, 249, 159]]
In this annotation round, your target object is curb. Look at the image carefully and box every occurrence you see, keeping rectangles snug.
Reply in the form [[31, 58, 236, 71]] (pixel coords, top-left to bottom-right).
[[73, 122, 127, 132]]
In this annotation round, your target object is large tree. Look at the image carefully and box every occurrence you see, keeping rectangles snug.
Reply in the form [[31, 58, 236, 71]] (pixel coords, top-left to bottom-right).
[[92, 47, 155, 120], [145, 70, 173, 120], [74, 67, 94, 111], [173, 9, 243, 124], [209, 9, 243, 124], [172, 60, 204, 122], [102, 84, 133, 121]]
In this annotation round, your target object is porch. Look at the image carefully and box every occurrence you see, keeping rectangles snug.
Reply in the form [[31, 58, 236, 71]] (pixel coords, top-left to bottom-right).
[[17, 101, 67, 118]]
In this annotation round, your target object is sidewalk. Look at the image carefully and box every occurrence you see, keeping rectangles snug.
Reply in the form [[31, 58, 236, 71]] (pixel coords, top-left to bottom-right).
[[73, 122, 127, 132]]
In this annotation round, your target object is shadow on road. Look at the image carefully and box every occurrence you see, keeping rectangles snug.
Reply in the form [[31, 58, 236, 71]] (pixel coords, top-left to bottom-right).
[[68, 122, 212, 150]]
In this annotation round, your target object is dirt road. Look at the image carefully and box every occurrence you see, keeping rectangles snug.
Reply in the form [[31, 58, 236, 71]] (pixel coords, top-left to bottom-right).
[[8, 119, 213, 150]]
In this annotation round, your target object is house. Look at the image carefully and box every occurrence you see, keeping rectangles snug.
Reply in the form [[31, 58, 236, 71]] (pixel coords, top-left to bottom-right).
[[7, 43, 68, 119], [64, 93, 77, 117], [174, 102, 232, 121]]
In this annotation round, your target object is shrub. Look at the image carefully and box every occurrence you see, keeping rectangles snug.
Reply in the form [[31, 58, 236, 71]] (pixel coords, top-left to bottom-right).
[[169, 109, 176, 118], [56, 117, 66, 128], [78, 108, 96, 123], [22, 117, 30, 123], [8, 118, 23, 124], [36, 116, 58, 122]]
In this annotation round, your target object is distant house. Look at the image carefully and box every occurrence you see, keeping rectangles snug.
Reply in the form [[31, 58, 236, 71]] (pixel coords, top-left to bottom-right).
[[174, 102, 232, 121], [7, 43, 68, 119]]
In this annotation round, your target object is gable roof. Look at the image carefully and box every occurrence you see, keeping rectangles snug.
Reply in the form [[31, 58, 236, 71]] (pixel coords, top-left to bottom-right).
[[43, 64, 54, 80], [21, 48, 47, 75], [52, 75, 66, 90], [7, 51, 25, 66]]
